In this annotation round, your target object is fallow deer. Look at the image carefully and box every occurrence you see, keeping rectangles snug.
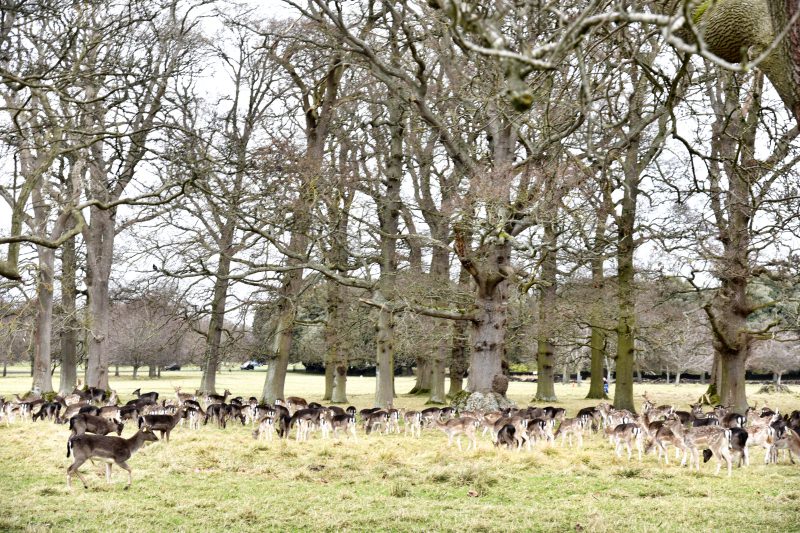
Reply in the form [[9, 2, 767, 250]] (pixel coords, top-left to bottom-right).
[[138, 406, 184, 442], [66, 428, 158, 489], [69, 414, 124, 436], [612, 423, 643, 460], [404, 411, 422, 438], [434, 417, 480, 451], [555, 417, 585, 448]]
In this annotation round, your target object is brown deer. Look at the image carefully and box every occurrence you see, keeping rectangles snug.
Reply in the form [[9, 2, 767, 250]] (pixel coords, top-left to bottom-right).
[[434, 417, 480, 451], [69, 414, 124, 436], [66, 428, 158, 489], [138, 407, 184, 442]]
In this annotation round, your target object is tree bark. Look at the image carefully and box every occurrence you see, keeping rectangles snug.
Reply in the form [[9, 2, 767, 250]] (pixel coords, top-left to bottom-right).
[[261, 298, 296, 404], [199, 248, 232, 395], [324, 279, 348, 403], [447, 316, 468, 397], [409, 357, 431, 394], [84, 206, 114, 390], [57, 229, 78, 395], [535, 220, 558, 401], [428, 339, 447, 404], [467, 285, 507, 393], [31, 246, 55, 393]]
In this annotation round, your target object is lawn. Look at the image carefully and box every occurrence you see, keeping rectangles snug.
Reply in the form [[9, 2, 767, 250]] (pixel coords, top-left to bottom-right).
[[1, 368, 799, 532]]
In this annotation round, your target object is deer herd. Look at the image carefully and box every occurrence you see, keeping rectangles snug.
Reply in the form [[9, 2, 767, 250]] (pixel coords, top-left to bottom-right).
[[1, 386, 799, 489]]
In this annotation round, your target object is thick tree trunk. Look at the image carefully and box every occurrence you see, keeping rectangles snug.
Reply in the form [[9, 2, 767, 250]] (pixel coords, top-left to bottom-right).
[[409, 357, 431, 394], [575, 365, 582, 386], [114, 365, 119, 377], [719, 347, 749, 412], [700, 371, 706, 385], [675, 370, 681, 385], [84, 207, 114, 390], [467, 287, 507, 394], [31, 247, 55, 393], [132, 365, 139, 380], [148, 365, 156, 378], [665, 369, 670, 384]]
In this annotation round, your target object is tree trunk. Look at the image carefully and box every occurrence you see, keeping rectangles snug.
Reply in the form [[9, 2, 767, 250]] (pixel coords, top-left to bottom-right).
[[428, 339, 447, 404], [700, 371, 706, 385], [84, 206, 114, 390], [635, 364, 643, 384], [199, 253, 232, 395], [409, 357, 431, 394], [586, 327, 607, 399], [261, 301, 296, 404], [375, 302, 395, 408], [114, 364, 119, 377], [575, 365, 582, 386], [31, 247, 56, 393], [777, 372, 782, 386], [324, 279, 347, 403], [720, 349, 748, 412], [132, 365, 139, 380], [562, 364, 569, 385], [467, 286, 507, 394], [148, 365, 156, 378], [535, 214, 558, 401], [2, 361, 6, 377], [57, 233, 78, 396], [448, 315, 468, 397], [665, 369, 670, 384]]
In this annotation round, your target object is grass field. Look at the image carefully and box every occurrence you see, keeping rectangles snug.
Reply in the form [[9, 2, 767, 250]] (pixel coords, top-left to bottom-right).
[[1, 367, 799, 532]]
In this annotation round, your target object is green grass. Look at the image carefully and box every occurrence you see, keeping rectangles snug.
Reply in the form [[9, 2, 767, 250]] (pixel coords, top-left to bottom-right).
[[1, 368, 800, 532]]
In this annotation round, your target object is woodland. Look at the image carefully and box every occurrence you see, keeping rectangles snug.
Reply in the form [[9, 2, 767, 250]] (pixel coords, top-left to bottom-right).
[[1, 0, 800, 414]]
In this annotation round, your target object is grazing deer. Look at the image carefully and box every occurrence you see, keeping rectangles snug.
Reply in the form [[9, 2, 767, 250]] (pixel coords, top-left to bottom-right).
[[32, 402, 62, 422], [404, 411, 423, 438], [364, 410, 390, 436], [204, 403, 229, 428], [184, 406, 204, 430], [329, 414, 358, 441], [70, 414, 124, 436], [493, 416, 529, 450], [253, 416, 275, 442], [435, 417, 480, 451], [495, 424, 517, 449], [138, 407, 184, 442], [526, 418, 555, 446], [555, 417, 585, 448], [66, 428, 159, 489], [86, 387, 107, 405], [289, 408, 322, 441], [676, 424, 733, 476], [612, 423, 643, 460], [645, 420, 688, 465], [386, 409, 403, 434], [543, 407, 566, 422], [721, 412, 745, 429]]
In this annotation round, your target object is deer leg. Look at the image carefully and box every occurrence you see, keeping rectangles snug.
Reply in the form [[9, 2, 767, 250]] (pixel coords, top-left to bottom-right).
[[67, 458, 89, 489], [117, 461, 132, 489], [106, 463, 112, 483]]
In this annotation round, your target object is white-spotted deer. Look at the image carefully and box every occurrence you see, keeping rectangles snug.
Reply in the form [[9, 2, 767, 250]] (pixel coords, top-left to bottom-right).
[[434, 417, 480, 451]]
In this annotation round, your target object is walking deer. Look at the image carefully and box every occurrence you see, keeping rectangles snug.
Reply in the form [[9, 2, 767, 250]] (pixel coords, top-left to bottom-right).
[[435, 417, 480, 451], [66, 428, 159, 489]]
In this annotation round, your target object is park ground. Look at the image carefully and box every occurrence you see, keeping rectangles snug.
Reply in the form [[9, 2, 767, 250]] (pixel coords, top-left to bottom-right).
[[1, 367, 799, 532]]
